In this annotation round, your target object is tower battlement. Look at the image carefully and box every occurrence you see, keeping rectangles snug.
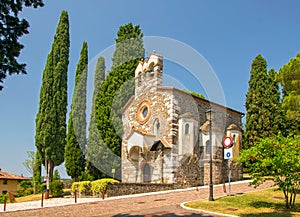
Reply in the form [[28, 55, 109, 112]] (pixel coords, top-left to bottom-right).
[[135, 52, 163, 98]]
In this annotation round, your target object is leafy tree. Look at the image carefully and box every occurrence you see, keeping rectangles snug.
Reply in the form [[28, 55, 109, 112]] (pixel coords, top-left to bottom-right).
[[23, 150, 40, 194], [0, 0, 44, 90], [53, 169, 60, 181], [238, 134, 300, 209], [244, 55, 281, 149], [65, 42, 88, 181], [23, 151, 35, 175], [86, 56, 106, 180], [95, 23, 144, 179], [277, 53, 300, 135], [35, 11, 69, 191], [33, 151, 42, 192]]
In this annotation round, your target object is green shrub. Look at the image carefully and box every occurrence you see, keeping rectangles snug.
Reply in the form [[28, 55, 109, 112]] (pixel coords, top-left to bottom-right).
[[0, 194, 8, 204], [91, 178, 119, 196], [18, 180, 33, 189], [16, 180, 34, 197], [36, 183, 46, 194], [79, 171, 94, 181], [49, 180, 64, 197], [71, 181, 91, 193]]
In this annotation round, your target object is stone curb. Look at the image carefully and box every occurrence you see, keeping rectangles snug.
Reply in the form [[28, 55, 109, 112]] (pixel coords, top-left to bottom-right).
[[180, 201, 239, 217]]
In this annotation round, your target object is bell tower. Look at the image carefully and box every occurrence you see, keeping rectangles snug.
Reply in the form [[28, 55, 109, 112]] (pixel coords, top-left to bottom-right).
[[134, 52, 163, 98]]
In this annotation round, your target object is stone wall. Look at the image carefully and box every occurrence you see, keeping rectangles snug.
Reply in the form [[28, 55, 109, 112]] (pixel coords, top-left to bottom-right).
[[106, 183, 178, 197]]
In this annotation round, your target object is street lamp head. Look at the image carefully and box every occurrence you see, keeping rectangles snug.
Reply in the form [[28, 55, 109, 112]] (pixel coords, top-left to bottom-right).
[[205, 109, 215, 121]]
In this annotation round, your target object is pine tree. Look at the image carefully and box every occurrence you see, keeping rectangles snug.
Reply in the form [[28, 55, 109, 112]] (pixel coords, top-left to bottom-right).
[[65, 42, 88, 181], [277, 53, 300, 135], [95, 23, 144, 179], [35, 11, 69, 191], [86, 56, 106, 180]]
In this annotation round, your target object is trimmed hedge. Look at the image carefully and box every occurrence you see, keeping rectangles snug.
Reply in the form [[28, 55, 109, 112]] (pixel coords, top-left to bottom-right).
[[71, 179, 119, 196], [91, 178, 118, 195]]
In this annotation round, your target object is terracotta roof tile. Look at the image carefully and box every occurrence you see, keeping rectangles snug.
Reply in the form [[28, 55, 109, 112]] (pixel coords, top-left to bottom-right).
[[0, 170, 31, 180]]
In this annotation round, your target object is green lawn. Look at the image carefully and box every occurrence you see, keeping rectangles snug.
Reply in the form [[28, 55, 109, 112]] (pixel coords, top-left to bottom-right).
[[185, 188, 300, 217]]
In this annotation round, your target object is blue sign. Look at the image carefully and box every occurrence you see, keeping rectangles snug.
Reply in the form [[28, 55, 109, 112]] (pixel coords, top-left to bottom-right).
[[224, 148, 233, 159]]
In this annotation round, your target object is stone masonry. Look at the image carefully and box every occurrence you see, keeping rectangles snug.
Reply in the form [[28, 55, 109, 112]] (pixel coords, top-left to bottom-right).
[[121, 52, 244, 186]]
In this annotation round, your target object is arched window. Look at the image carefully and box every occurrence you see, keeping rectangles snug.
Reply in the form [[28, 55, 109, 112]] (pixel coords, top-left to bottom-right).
[[185, 123, 190, 134], [143, 163, 152, 183], [205, 140, 211, 155], [154, 119, 160, 136]]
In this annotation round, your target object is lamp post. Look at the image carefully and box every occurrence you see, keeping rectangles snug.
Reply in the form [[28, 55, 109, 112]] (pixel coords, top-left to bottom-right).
[[206, 109, 215, 201]]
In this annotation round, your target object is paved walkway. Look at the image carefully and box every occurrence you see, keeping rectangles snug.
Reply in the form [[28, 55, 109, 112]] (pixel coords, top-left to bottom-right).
[[0, 180, 273, 217]]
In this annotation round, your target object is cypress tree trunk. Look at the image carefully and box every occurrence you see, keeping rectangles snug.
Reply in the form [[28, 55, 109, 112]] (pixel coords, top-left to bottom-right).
[[35, 10, 69, 191]]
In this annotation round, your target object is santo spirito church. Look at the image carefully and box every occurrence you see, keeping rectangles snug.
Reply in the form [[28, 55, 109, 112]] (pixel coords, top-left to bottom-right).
[[121, 52, 243, 185]]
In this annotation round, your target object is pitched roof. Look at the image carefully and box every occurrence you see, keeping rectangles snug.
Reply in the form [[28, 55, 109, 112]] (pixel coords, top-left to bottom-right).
[[0, 170, 31, 181]]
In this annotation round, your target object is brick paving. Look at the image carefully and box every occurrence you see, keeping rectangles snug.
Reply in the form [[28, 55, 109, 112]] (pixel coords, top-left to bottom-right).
[[0, 180, 273, 217]]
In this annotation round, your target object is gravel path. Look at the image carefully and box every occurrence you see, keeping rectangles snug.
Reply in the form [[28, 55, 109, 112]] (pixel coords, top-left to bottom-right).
[[0, 197, 104, 212]]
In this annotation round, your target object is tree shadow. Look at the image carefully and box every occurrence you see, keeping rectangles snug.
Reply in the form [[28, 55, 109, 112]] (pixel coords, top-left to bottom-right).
[[250, 201, 283, 210], [112, 213, 215, 217], [239, 200, 300, 217], [240, 211, 293, 217]]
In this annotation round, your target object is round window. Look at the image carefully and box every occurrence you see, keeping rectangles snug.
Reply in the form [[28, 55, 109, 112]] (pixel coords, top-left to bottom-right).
[[137, 101, 151, 124]]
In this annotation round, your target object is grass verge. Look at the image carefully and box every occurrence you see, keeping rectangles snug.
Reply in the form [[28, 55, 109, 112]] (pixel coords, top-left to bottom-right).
[[15, 194, 43, 203], [185, 188, 300, 217]]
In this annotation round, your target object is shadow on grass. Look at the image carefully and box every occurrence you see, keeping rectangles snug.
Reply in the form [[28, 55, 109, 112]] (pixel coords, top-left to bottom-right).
[[250, 201, 283, 210], [240, 201, 300, 217], [240, 211, 293, 217]]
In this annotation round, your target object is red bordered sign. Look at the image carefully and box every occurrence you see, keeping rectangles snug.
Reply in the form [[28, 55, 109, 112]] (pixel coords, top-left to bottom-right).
[[223, 136, 233, 149]]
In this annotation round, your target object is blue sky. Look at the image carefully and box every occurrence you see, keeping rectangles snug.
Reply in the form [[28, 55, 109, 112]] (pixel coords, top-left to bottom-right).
[[1, 0, 300, 178]]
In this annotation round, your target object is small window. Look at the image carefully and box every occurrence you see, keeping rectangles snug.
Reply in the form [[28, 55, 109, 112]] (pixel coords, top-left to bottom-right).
[[206, 140, 211, 155], [3, 179, 7, 185], [142, 106, 148, 118], [154, 119, 160, 137], [185, 123, 190, 134], [2, 190, 7, 194]]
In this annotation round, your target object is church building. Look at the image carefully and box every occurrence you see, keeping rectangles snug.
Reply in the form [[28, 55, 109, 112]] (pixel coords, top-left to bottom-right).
[[121, 52, 243, 185]]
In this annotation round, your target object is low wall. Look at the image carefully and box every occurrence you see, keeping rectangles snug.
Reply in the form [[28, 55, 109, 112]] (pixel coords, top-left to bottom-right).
[[106, 183, 180, 197]]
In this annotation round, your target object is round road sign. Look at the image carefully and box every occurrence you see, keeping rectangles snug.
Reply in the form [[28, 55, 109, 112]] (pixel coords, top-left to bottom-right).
[[223, 136, 233, 149]]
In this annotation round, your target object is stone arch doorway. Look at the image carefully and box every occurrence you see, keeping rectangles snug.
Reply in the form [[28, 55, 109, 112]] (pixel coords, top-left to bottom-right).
[[143, 163, 152, 183]]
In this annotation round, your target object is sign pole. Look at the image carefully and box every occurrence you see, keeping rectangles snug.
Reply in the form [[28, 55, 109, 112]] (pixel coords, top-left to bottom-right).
[[228, 159, 231, 196], [223, 136, 233, 196]]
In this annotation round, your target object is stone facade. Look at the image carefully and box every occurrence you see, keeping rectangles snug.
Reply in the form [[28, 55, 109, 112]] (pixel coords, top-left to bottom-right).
[[121, 52, 243, 185]]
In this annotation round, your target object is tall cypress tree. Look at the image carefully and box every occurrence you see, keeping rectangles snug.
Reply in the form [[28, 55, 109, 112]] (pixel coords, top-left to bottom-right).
[[244, 55, 269, 149], [95, 23, 144, 179], [265, 68, 282, 134], [65, 42, 88, 181], [277, 53, 300, 135], [35, 11, 69, 190], [86, 56, 106, 180]]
